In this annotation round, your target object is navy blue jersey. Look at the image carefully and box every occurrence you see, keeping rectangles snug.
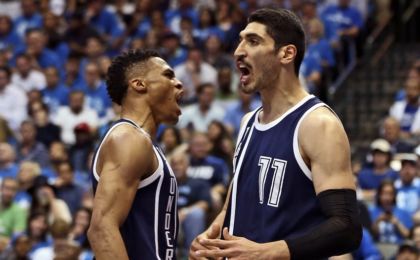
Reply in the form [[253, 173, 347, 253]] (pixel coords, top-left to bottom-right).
[[223, 95, 329, 242], [91, 119, 178, 260]]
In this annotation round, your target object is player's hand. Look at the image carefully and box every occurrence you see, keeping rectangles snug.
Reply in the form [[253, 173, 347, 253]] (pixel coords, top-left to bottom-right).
[[194, 228, 274, 260], [189, 223, 221, 260]]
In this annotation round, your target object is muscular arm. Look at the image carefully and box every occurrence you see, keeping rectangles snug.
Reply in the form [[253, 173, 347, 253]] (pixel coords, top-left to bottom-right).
[[87, 126, 156, 260], [195, 108, 362, 260], [282, 107, 361, 259]]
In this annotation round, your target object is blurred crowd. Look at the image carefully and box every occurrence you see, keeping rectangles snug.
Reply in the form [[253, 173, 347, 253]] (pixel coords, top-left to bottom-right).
[[0, 0, 418, 259]]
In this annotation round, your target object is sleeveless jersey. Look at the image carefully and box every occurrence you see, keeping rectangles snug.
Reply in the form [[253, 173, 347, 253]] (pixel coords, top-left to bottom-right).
[[91, 119, 178, 260], [223, 95, 329, 242]]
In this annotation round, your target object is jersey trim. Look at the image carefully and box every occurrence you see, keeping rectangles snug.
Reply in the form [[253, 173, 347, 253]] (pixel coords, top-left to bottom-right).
[[154, 165, 164, 260], [254, 95, 315, 131], [229, 110, 259, 234], [292, 103, 326, 181], [92, 121, 163, 190]]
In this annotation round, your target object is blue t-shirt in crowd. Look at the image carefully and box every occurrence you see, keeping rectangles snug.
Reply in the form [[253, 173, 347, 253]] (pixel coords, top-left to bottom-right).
[[395, 178, 420, 215], [0, 163, 19, 180], [0, 29, 24, 52], [400, 104, 418, 132], [14, 13, 43, 39], [369, 205, 413, 244], [320, 5, 363, 42], [357, 167, 399, 190], [89, 9, 124, 40], [165, 8, 199, 33], [42, 84, 70, 113], [352, 228, 382, 260], [187, 156, 229, 187], [75, 81, 112, 119], [178, 178, 212, 209], [307, 38, 335, 67]]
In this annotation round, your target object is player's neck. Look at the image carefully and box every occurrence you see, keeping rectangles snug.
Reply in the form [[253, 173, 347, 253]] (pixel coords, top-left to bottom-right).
[[121, 107, 157, 138], [259, 76, 308, 124]]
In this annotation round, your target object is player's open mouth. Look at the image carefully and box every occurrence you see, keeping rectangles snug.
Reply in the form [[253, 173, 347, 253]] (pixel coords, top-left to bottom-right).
[[237, 62, 252, 84]]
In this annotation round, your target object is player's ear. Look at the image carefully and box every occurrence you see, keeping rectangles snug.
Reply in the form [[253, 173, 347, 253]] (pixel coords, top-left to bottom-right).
[[129, 78, 147, 93], [279, 44, 297, 65]]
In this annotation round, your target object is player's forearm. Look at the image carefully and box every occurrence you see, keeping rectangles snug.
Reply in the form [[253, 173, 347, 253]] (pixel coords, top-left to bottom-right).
[[88, 222, 129, 260]]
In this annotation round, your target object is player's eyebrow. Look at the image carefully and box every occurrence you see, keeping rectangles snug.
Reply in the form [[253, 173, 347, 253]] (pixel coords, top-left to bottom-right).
[[162, 68, 175, 78], [239, 32, 264, 42]]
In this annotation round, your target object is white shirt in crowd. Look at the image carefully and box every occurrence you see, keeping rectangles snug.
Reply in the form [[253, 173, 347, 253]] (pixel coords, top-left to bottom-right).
[[0, 83, 28, 131]]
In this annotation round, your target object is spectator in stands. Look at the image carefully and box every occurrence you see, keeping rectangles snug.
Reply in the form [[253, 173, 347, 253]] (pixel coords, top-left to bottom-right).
[[69, 207, 92, 248], [69, 122, 94, 173], [412, 225, 420, 249], [48, 141, 69, 169], [0, 66, 28, 132], [395, 153, 420, 215], [31, 219, 81, 259], [42, 12, 68, 65], [352, 228, 382, 260], [79, 36, 108, 79], [15, 161, 41, 210], [370, 180, 413, 243], [320, 0, 363, 45], [196, 8, 225, 46], [53, 90, 99, 146], [41, 66, 69, 115], [158, 126, 185, 161], [381, 116, 416, 153], [178, 83, 225, 133], [0, 178, 27, 239], [26, 211, 50, 254], [207, 120, 234, 170], [179, 16, 199, 49], [217, 66, 237, 101], [77, 62, 112, 125], [165, 0, 199, 34], [13, 0, 42, 39], [171, 151, 211, 256], [54, 161, 84, 216], [0, 142, 19, 180], [357, 139, 398, 201], [175, 47, 218, 102], [17, 120, 50, 168], [11, 53, 46, 92], [16, 28, 62, 71], [85, 0, 124, 53], [395, 240, 418, 260], [187, 132, 229, 211], [0, 15, 23, 55], [389, 78, 420, 137], [29, 175, 72, 225], [30, 102, 61, 149], [224, 88, 261, 136], [0, 117, 13, 143], [160, 32, 188, 68], [306, 18, 335, 68], [204, 34, 233, 69], [300, 52, 322, 94], [64, 11, 100, 57], [0, 233, 31, 259], [64, 54, 83, 89]]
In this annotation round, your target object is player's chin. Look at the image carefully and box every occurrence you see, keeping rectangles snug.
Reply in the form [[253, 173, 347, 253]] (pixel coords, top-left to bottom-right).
[[163, 115, 180, 125]]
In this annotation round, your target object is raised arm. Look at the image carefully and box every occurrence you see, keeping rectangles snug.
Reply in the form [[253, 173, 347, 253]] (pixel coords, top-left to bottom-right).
[[87, 126, 156, 260]]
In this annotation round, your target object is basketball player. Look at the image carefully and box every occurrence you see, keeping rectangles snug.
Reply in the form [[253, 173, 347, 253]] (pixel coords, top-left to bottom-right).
[[88, 50, 183, 259], [190, 9, 362, 259]]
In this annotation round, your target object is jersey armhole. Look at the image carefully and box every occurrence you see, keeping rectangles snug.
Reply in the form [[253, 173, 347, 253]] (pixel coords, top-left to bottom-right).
[[292, 103, 329, 181]]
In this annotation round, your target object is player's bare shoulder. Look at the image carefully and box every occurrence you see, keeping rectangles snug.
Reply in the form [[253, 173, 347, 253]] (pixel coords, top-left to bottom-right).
[[98, 124, 156, 179], [300, 106, 346, 138], [298, 106, 350, 162]]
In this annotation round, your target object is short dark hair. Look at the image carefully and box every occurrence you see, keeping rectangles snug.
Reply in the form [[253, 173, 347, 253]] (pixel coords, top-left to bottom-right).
[[248, 8, 305, 75], [106, 49, 161, 105], [0, 65, 11, 79]]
